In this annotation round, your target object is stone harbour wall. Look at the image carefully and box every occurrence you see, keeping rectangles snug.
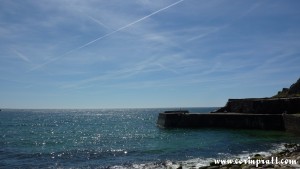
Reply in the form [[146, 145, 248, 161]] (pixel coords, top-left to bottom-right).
[[214, 97, 300, 114], [283, 114, 300, 135], [157, 113, 285, 130], [157, 113, 300, 134]]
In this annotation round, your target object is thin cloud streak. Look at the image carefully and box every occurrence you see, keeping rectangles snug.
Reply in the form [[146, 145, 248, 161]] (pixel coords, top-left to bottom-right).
[[30, 0, 185, 72], [186, 2, 262, 42], [12, 49, 31, 63], [60, 53, 192, 89], [85, 14, 113, 30], [186, 24, 229, 42]]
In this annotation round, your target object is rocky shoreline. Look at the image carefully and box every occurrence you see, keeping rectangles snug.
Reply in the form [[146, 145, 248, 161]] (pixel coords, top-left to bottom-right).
[[164, 144, 300, 169]]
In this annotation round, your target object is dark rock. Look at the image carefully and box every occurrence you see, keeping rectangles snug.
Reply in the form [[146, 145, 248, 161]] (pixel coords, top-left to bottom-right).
[[284, 143, 298, 148], [220, 166, 229, 169], [229, 165, 240, 169], [252, 154, 264, 160], [262, 164, 274, 168], [207, 166, 220, 169], [198, 166, 209, 169], [210, 161, 221, 166], [240, 164, 250, 169], [177, 165, 183, 169]]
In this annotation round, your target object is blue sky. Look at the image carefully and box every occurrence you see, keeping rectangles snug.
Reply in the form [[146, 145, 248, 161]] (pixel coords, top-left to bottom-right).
[[1, 0, 300, 109]]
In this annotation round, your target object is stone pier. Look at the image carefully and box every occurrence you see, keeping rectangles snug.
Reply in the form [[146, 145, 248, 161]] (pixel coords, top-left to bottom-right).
[[157, 113, 285, 130], [157, 112, 300, 134]]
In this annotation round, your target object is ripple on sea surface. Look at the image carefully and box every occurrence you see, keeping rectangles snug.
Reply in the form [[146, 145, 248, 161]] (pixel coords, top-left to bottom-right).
[[1, 108, 300, 168]]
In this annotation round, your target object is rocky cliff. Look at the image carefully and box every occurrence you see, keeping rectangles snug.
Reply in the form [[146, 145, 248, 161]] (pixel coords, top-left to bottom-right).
[[274, 78, 300, 98]]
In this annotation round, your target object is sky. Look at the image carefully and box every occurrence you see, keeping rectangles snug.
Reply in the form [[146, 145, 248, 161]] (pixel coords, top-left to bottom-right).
[[1, 0, 300, 109]]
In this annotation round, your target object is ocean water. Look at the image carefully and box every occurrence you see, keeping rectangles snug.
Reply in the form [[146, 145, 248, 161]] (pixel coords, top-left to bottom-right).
[[1, 108, 299, 168]]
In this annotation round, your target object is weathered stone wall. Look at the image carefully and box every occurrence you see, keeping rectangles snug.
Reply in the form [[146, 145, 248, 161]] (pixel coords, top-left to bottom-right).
[[214, 97, 300, 114], [283, 114, 300, 135], [157, 113, 300, 134], [157, 113, 285, 130]]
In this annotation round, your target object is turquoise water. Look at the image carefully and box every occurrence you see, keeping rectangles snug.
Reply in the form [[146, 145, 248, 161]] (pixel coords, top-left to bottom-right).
[[1, 108, 299, 168]]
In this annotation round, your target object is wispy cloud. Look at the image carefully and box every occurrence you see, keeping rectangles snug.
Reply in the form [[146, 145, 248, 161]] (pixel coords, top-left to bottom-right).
[[2, 0, 300, 108], [29, 0, 186, 72], [59, 52, 201, 90], [186, 25, 229, 42], [186, 2, 262, 42], [85, 14, 113, 31], [253, 51, 300, 74], [12, 49, 31, 63]]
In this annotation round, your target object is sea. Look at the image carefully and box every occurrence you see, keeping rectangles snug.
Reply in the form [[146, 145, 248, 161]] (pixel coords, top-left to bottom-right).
[[1, 108, 300, 168]]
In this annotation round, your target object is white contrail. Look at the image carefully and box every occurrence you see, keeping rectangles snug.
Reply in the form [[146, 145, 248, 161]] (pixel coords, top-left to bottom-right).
[[74, 0, 185, 51], [13, 49, 31, 63], [30, 0, 185, 71]]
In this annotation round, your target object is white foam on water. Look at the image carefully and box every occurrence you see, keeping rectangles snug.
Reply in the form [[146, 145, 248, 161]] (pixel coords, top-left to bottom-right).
[[109, 143, 290, 169]]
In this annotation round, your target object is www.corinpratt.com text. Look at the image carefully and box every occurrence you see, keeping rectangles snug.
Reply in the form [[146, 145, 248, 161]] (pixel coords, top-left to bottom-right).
[[214, 157, 297, 167]]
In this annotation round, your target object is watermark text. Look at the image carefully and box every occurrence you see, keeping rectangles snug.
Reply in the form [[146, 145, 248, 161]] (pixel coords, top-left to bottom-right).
[[214, 157, 297, 167]]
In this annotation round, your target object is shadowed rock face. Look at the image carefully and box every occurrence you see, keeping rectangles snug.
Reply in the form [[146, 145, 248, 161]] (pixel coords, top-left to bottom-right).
[[274, 78, 300, 98]]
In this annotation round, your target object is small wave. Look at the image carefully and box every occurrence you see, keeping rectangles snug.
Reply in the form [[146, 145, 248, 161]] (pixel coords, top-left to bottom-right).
[[107, 143, 291, 169]]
